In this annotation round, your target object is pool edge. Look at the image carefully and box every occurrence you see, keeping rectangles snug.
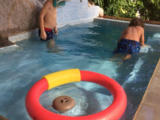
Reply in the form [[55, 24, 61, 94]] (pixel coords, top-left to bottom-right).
[[94, 18, 160, 27], [133, 59, 160, 120], [0, 44, 19, 54]]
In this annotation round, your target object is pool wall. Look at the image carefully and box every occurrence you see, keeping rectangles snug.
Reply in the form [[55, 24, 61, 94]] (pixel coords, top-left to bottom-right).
[[94, 18, 160, 27]]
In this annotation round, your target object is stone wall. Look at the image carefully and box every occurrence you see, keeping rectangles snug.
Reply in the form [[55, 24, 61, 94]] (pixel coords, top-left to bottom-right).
[[0, 0, 43, 33], [0, 0, 43, 47], [0, 0, 98, 34]]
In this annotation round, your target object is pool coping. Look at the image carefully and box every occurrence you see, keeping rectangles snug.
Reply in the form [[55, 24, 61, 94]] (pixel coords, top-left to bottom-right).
[[103, 15, 160, 25], [95, 18, 160, 27]]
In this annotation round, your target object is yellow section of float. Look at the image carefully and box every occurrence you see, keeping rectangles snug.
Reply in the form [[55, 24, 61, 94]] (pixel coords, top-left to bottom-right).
[[43, 69, 81, 90]]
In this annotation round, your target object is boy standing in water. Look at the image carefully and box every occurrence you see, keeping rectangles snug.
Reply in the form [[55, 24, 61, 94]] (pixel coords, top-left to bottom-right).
[[115, 18, 146, 60], [39, 0, 58, 48]]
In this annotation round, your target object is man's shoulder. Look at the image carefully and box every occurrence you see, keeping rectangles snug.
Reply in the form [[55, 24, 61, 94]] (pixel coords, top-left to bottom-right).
[[136, 26, 144, 30]]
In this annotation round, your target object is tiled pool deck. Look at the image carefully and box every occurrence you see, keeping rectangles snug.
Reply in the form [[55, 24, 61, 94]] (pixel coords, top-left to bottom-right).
[[134, 59, 160, 120]]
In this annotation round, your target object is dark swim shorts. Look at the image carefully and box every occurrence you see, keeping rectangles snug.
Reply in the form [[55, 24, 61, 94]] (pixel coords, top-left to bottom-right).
[[115, 39, 140, 54], [39, 28, 56, 41]]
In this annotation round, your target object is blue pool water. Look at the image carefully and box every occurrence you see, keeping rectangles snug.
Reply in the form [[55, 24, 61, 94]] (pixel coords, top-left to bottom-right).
[[0, 20, 160, 120]]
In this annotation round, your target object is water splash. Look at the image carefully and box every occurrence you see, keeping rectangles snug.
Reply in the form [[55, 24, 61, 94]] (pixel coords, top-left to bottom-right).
[[140, 45, 153, 53], [153, 33, 160, 38]]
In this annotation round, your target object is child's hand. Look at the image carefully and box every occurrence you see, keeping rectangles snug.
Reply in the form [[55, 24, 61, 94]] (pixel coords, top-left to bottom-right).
[[40, 31, 47, 40], [54, 27, 58, 34], [141, 44, 147, 47]]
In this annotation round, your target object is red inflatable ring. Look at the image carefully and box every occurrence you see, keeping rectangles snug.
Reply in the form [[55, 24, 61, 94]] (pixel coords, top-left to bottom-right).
[[26, 69, 127, 120]]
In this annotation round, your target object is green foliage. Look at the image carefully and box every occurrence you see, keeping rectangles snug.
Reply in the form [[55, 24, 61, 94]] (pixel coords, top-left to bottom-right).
[[142, 0, 160, 20], [106, 0, 144, 18], [92, 0, 160, 21], [93, 0, 104, 7]]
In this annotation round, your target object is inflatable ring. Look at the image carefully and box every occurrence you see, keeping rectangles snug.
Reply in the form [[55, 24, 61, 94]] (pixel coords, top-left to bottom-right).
[[26, 69, 127, 120]]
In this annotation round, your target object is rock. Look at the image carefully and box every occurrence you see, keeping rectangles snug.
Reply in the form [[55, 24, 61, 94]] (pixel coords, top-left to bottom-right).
[[0, 0, 44, 33]]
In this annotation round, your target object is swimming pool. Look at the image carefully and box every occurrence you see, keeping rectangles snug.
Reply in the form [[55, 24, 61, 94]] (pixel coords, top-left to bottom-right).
[[0, 20, 160, 120]]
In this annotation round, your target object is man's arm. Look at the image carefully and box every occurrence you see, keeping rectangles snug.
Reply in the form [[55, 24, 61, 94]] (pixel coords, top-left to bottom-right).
[[140, 28, 145, 46], [39, 2, 48, 40], [54, 25, 58, 34], [99, 7, 104, 17]]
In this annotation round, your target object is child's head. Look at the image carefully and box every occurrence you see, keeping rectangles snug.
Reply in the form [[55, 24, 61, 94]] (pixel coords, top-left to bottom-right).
[[52, 0, 66, 7], [129, 18, 144, 28], [88, 0, 94, 5]]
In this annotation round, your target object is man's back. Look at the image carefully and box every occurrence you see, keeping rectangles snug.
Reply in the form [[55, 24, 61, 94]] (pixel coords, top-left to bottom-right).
[[122, 26, 144, 43]]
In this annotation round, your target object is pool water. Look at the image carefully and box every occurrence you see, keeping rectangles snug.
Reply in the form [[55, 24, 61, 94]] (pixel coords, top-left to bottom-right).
[[0, 21, 160, 120]]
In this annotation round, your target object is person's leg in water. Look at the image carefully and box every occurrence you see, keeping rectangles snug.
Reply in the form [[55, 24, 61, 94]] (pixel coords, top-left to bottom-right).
[[39, 28, 61, 53], [123, 54, 131, 61], [47, 34, 61, 53], [122, 40, 141, 61], [47, 38, 55, 50], [112, 39, 133, 61], [47, 35, 57, 52]]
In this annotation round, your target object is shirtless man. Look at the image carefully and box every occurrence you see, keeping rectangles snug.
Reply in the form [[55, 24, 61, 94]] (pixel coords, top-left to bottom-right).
[[88, 0, 104, 17], [39, 0, 58, 50], [115, 18, 146, 60]]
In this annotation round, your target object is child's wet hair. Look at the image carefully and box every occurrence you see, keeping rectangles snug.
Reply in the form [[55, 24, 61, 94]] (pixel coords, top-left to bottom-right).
[[129, 18, 144, 28], [88, 0, 94, 5]]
